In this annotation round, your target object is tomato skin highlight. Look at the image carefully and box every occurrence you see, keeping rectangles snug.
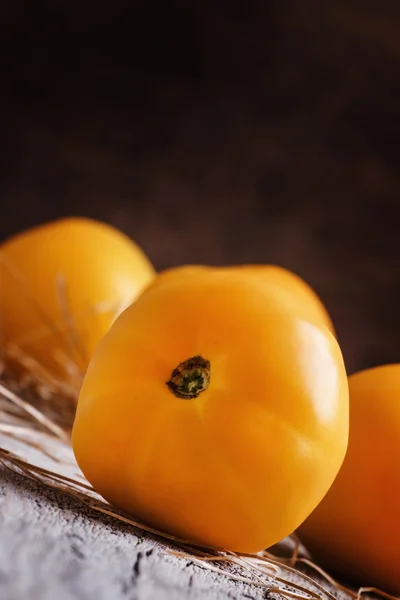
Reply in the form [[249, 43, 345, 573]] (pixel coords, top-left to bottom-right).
[[299, 364, 400, 596], [73, 269, 348, 552], [0, 217, 155, 379]]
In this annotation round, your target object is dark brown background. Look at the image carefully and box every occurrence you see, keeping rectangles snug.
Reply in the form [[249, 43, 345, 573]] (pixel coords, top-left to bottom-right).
[[1, 0, 400, 374]]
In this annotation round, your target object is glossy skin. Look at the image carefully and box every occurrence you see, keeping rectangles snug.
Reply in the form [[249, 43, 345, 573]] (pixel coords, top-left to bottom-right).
[[0, 218, 155, 380], [299, 364, 400, 595], [73, 269, 348, 552], [143, 264, 334, 333]]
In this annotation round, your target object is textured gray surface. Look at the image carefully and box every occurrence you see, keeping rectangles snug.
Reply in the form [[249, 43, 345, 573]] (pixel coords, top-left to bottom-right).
[[0, 465, 265, 600]]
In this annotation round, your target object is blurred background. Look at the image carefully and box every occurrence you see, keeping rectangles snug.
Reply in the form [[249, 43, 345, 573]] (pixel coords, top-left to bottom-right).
[[1, 0, 400, 374]]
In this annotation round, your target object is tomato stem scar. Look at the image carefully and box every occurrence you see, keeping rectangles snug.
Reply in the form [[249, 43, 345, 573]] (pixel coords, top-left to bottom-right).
[[166, 356, 210, 399]]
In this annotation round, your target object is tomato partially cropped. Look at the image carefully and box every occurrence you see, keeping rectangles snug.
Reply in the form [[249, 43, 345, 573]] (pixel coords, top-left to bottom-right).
[[0, 217, 155, 381], [299, 364, 400, 595], [73, 269, 348, 552]]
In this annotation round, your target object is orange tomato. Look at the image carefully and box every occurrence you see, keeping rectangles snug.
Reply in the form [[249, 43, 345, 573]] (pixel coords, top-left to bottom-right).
[[73, 269, 348, 552], [144, 264, 334, 332], [298, 364, 400, 595], [0, 217, 155, 382]]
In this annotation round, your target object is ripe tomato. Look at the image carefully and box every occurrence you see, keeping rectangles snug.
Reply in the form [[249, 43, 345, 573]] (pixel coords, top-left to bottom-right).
[[298, 364, 400, 595], [73, 269, 348, 552], [0, 217, 155, 381]]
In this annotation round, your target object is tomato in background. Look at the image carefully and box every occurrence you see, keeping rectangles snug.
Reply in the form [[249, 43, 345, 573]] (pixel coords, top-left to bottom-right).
[[0, 217, 155, 383]]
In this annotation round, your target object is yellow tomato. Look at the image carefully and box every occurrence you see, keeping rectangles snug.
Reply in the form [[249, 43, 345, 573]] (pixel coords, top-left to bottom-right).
[[0, 217, 155, 381], [73, 269, 348, 552], [298, 364, 400, 595], [144, 264, 334, 332]]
